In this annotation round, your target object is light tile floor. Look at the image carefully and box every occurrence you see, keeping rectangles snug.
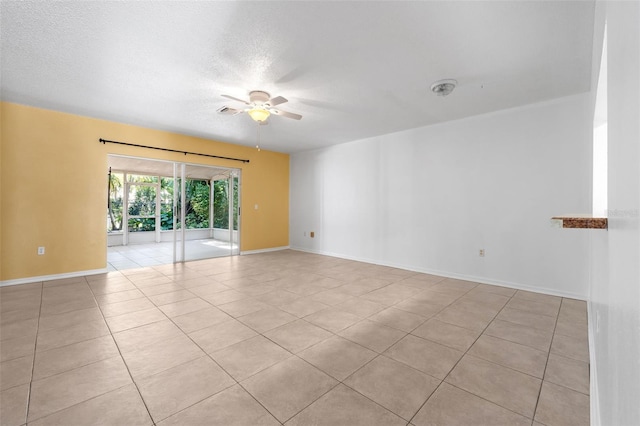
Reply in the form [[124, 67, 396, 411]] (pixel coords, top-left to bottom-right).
[[0, 250, 590, 426], [108, 239, 239, 271]]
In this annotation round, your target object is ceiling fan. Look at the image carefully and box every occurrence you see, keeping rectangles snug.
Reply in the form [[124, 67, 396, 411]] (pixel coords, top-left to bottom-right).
[[217, 90, 302, 124]]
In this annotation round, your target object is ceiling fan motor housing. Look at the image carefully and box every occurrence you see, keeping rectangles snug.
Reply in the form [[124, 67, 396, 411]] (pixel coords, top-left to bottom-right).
[[249, 91, 271, 105]]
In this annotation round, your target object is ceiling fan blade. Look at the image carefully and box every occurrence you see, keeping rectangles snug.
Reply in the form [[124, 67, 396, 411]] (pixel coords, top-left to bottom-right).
[[271, 108, 302, 120], [268, 96, 288, 106], [221, 94, 250, 105]]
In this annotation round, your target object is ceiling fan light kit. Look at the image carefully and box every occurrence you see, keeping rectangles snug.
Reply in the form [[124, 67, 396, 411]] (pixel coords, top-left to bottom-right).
[[430, 79, 457, 96], [247, 108, 270, 123]]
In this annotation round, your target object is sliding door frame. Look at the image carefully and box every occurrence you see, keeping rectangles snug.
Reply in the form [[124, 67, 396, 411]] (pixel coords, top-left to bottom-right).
[[107, 154, 241, 265]]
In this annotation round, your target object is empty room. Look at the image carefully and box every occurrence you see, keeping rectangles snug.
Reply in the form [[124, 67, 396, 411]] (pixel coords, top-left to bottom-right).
[[1, 1, 638, 426]]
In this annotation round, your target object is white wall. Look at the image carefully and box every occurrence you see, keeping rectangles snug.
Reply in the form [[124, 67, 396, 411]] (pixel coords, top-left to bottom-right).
[[291, 93, 592, 298], [589, 1, 640, 425]]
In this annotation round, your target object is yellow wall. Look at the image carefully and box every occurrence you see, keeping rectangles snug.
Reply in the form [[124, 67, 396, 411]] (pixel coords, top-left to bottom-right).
[[0, 102, 289, 281]]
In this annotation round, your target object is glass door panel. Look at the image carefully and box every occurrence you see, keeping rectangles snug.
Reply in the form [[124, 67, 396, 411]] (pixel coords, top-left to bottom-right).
[[173, 163, 184, 263], [184, 165, 229, 260], [124, 182, 158, 245], [231, 174, 240, 255], [169, 163, 241, 263], [160, 177, 174, 232]]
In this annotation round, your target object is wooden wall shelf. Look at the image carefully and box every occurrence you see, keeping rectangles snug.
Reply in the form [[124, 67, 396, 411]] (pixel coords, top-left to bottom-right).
[[551, 215, 608, 229]]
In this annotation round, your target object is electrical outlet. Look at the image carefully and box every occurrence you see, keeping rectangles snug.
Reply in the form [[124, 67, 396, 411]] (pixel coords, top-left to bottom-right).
[[310, 231, 315, 238], [304, 231, 307, 237], [479, 249, 485, 257], [38, 246, 45, 255]]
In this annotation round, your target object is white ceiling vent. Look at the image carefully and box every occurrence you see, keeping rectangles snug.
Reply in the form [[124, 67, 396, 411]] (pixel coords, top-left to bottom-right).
[[216, 106, 241, 115], [430, 79, 458, 96]]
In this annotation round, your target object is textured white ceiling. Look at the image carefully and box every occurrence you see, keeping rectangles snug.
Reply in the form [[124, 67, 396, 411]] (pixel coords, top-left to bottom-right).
[[1, 1, 595, 153]]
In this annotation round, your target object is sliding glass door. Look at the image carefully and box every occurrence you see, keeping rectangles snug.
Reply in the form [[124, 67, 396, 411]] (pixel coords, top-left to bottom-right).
[[107, 155, 240, 269]]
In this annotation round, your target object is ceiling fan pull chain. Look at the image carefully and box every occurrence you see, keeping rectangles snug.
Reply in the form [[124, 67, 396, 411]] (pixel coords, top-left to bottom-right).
[[256, 124, 261, 152]]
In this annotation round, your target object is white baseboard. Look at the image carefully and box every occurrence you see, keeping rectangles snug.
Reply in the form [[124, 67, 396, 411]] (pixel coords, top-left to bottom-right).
[[289, 246, 587, 301], [0, 268, 109, 287], [587, 301, 601, 426], [240, 246, 290, 255]]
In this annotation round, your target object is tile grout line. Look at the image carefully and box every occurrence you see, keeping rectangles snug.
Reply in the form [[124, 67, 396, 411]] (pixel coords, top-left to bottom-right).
[[23, 280, 44, 425], [25, 277, 137, 423], [275, 354, 388, 424], [272, 272, 497, 424], [188, 264, 352, 426], [406, 285, 538, 425], [541, 353, 591, 397], [404, 283, 494, 424], [121, 270, 220, 424], [245, 317, 408, 424], [314, 279, 474, 425], [156, 268, 410, 424], [87, 275, 158, 426], [139, 268, 285, 425], [149, 270, 288, 424], [336, 351, 415, 422], [334, 280, 513, 423], [306, 262, 546, 422], [530, 297, 563, 424]]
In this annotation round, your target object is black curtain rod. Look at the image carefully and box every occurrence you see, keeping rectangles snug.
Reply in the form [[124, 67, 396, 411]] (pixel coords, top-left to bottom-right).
[[99, 138, 250, 163]]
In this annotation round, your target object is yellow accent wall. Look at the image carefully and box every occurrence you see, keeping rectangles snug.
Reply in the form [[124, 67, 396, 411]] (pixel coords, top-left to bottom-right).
[[0, 102, 289, 281]]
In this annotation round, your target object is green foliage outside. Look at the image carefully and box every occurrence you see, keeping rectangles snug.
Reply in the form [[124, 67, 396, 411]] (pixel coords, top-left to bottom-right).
[[184, 179, 210, 229], [108, 173, 238, 233], [107, 173, 124, 232], [212, 178, 239, 231], [160, 177, 174, 230]]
